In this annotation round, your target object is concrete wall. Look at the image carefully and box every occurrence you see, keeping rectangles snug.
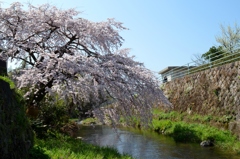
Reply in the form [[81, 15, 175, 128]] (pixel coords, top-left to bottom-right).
[[161, 61, 240, 121]]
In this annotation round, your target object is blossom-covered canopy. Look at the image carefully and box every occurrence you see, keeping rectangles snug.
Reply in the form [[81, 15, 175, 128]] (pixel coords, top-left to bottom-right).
[[0, 2, 171, 125]]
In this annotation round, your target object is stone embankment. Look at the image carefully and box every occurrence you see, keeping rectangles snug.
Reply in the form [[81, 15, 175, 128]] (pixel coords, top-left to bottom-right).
[[0, 79, 33, 158], [0, 59, 33, 158], [161, 61, 240, 138]]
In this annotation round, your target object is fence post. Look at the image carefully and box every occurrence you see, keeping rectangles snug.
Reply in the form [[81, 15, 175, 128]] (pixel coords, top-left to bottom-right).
[[208, 55, 212, 69]]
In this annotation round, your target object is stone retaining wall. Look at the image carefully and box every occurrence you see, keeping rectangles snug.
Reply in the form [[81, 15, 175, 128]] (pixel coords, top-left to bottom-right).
[[161, 61, 240, 136], [0, 79, 33, 158]]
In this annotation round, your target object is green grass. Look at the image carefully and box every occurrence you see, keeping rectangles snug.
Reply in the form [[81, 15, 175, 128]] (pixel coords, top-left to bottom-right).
[[0, 76, 15, 89], [69, 118, 79, 122], [30, 134, 133, 159], [152, 109, 240, 153], [152, 109, 234, 124], [80, 117, 98, 125]]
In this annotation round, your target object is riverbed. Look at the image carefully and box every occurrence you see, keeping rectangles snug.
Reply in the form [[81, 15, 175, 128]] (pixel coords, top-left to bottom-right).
[[76, 125, 240, 159]]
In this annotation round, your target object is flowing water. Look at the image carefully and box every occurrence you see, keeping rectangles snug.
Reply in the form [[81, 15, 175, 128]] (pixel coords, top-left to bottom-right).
[[76, 125, 240, 159]]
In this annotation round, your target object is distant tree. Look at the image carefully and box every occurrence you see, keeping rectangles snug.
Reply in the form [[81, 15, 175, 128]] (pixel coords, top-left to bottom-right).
[[0, 2, 171, 125], [201, 46, 225, 62], [191, 53, 208, 66], [216, 24, 240, 54]]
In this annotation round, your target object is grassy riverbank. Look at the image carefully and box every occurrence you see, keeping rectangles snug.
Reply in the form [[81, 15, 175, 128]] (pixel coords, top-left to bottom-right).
[[152, 109, 240, 153], [79, 109, 240, 154], [28, 111, 240, 158], [30, 132, 132, 159]]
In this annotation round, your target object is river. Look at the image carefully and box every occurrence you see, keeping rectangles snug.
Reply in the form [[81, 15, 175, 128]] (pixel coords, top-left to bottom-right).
[[76, 125, 240, 159]]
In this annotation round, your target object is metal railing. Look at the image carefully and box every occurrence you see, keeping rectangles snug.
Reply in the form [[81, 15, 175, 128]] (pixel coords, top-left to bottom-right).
[[161, 49, 240, 81]]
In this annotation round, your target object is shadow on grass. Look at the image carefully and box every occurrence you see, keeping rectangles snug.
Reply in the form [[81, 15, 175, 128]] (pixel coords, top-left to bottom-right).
[[170, 124, 201, 143], [29, 146, 51, 159]]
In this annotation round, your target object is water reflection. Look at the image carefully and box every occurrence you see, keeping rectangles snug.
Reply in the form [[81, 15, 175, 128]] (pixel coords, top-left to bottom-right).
[[77, 125, 239, 159]]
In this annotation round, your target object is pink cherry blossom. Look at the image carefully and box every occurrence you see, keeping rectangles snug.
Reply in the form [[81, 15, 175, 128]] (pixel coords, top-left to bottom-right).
[[0, 2, 171, 126]]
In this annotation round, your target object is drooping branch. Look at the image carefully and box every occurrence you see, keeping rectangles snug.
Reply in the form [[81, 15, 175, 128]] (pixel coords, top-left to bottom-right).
[[0, 2, 171, 126], [27, 78, 54, 106]]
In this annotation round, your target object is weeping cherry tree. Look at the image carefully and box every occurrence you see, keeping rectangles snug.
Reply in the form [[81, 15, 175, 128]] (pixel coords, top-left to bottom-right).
[[0, 2, 171, 126]]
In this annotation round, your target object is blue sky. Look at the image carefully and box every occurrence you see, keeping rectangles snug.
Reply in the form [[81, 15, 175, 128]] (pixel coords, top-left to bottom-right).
[[2, 0, 240, 73]]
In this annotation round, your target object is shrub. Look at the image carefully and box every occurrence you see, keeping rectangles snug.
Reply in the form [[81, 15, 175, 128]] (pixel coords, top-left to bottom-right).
[[38, 95, 69, 128], [171, 124, 200, 142]]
